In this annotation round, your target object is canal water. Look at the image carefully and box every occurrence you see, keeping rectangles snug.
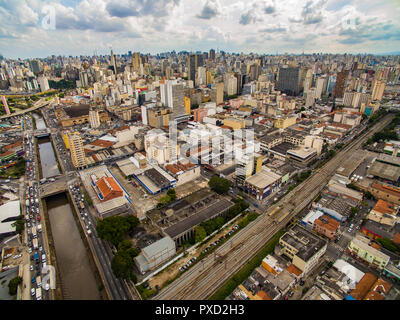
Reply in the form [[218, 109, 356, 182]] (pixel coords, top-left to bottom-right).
[[33, 113, 60, 179], [32, 113, 46, 130], [45, 193, 100, 300], [35, 112, 100, 300]]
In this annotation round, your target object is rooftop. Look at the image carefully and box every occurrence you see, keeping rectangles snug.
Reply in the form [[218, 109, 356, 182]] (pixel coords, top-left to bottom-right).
[[164, 198, 234, 239], [280, 224, 327, 262], [63, 104, 90, 118], [245, 167, 282, 189], [371, 183, 400, 197], [350, 273, 377, 300], [367, 161, 400, 181]]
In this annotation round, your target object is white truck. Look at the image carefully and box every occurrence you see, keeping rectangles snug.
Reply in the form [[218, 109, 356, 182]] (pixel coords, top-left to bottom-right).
[[33, 238, 38, 250], [32, 226, 37, 238], [37, 224, 42, 233], [36, 287, 42, 300]]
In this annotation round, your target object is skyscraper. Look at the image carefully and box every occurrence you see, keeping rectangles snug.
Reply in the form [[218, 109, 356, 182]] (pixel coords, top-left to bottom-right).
[[333, 70, 348, 99], [209, 49, 215, 61], [188, 54, 197, 82], [160, 80, 187, 122], [132, 52, 141, 73], [110, 49, 117, 75], [276, 67, 301, 96]]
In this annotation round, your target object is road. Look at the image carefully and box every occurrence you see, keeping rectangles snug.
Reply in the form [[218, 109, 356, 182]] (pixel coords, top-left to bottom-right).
[[0, 98, 51, 120], [154, 114, 395, 300]]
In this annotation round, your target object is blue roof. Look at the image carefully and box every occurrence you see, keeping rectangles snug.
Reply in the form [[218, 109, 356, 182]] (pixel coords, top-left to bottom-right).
[[345, 294, 355, 300]]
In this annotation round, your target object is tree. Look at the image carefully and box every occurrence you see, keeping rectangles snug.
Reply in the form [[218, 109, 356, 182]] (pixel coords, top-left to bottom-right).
[[215, 216, 225, 229], [208, 176, 231, 194], [111, 251, 137, 282], [247, 211, 258, 222], [194, 226, 207, 243], [8, 276, 22, 296], [96, 215, 138, 247], [167, 188, 177, 201]]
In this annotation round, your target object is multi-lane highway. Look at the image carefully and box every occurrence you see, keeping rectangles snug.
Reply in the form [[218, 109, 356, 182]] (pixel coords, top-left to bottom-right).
[[154, 114, 395, 300]]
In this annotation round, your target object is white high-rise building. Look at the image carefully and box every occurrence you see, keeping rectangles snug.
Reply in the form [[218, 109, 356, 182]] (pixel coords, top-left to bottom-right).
[[38, 76, 49, 92]]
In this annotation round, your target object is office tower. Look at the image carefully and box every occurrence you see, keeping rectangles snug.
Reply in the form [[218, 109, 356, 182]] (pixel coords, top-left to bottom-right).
[[326, 75, 336, 96], [333, 70, 348, 98], [209, 49, 215, 61], [371, 80, 385, 101], [1, 96, 10, 115], [188, 54, 197, 82], [276, 67, 301, 96], [249, 64, 261, 81], [160, 80, 187, 122], [110, 49, 117, 74], [132, 52, 141, 73], [89, 108, 100, 128], [69, 132, 87, 168], [211, 82, 224, 105], [30, 60, 42, 75], [38, 76, 49, 92]]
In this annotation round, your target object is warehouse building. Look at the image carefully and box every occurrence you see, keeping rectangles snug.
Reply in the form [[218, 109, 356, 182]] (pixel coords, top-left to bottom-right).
[[134, 236, 176, 274]]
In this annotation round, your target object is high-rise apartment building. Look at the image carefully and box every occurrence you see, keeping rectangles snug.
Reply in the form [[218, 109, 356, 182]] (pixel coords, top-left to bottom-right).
[[276, 67, 301, 96], [315, 76, 327, 99], [371, 80, 386, 101], [69, 132, 87, 168], [224, 74, 238, 96]]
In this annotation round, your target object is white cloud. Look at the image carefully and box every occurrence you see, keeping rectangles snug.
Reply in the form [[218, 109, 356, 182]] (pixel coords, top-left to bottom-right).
[[0, 0, 399, 58]]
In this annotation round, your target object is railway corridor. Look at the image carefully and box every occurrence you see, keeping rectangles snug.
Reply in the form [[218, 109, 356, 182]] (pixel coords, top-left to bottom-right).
[[154, 114, 394, 300]]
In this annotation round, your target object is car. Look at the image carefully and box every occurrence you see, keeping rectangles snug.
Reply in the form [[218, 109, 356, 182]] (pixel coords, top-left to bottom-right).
[[39, 246, 42, 252], [13, 254, 22, 259], [299, 280, 305, 286], [288, 291, 294, 297], [2, 265, 10, 271], [31, 288, 36, 296], [30, 265, 34, 271], [44, 283, 50, 291], [4, 253, 12, 259], [28, 247, 32, 253], [37, 216, 41, 221]]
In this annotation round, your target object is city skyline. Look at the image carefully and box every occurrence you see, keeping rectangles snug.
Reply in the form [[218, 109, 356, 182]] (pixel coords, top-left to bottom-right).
[[0, 0, 400, 59]]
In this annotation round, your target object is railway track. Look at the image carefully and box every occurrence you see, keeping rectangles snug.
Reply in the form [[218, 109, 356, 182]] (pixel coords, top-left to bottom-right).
[[154, 114, 394, 300]]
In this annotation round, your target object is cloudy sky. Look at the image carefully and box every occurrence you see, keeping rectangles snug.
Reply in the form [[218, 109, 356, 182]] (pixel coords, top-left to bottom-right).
[[0, 0, 400, 59]]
